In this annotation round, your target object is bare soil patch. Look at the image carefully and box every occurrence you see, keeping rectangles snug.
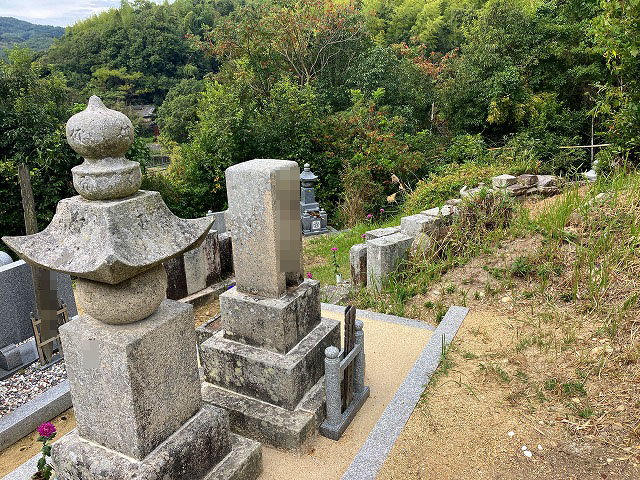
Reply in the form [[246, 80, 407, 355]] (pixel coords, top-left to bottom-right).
[[379, 309, 640, 480]]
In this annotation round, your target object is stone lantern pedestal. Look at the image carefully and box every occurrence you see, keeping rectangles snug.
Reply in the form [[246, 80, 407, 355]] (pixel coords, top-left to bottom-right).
[[2, 97, 261, 480]]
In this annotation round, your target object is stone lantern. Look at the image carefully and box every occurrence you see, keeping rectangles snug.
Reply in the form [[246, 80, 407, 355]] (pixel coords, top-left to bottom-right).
[[2, 97, 261, 479], [300, 163, 328, 235]]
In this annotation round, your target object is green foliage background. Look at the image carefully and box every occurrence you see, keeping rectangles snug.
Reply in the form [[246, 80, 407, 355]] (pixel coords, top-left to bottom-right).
[[1, 0, 639, 248]]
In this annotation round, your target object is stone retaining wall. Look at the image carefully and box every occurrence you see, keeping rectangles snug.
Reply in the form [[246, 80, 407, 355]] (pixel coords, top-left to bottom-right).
[[351, 174, 560, 290]]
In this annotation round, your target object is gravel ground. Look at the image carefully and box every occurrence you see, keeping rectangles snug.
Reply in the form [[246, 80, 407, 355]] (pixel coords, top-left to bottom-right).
[[0, 359, 67, 417]]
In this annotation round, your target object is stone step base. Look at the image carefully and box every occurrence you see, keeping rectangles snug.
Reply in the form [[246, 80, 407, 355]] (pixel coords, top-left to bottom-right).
[[52, 405, 261, 480], [200, 317, 340, 410], [202, 375, 327, 452], [205, 434, 262, 480]]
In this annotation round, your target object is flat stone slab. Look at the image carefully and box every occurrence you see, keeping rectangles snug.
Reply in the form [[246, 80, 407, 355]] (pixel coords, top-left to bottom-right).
[[205, 433, 262, 480], [202, 380, 319, 451], [492, 174, 517, 189], [364, 226, 400, 241]]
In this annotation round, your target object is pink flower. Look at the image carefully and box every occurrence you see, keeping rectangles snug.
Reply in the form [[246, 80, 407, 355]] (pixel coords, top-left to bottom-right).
[[380, 208, 385, 213], [306, 272, 313, 279], [366, 214, 373, 219], [331, 247, 338, 252], [361, 233, 366, 238], [37, 422, 56, 438]]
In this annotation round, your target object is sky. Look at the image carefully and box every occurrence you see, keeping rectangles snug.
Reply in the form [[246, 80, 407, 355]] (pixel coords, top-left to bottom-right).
[[0, 1, 168, 27]]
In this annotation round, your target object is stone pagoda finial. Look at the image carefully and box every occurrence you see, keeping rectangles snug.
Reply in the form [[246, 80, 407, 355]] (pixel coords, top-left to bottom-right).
[[67, 95, 141, 200], [2, 97, 213, 324], [300, 163, 319, 190]]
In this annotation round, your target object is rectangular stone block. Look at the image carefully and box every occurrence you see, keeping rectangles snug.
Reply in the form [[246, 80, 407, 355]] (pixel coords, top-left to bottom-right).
[[366, 232, 413, 291], [164, 255, 188, 300], [225, 159, 302, 298], [492, 174, 517, 189], [506, 183, 529, 196], [184, 244, 207, 295], [0, 260, 77, 348], [219, 231, 233, 275], [440, 204, 458, 217], [421, 207, 440, 217], [517, 174, 537, 186], [203, 230, 222, 286], [400, 214, 439, 238], [59, 300, 202, 460], [537, 174, 558, 188], [202, 382, 316, 451], [0, 344, 22, 371], [364, 226, 400, 241], [350, 244, 367, 287], [220, 280, 321, 354], [201, 317, 340, 410]]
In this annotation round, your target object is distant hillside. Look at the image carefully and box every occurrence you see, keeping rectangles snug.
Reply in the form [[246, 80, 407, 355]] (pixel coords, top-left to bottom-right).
[[0, 17, 64, 54]]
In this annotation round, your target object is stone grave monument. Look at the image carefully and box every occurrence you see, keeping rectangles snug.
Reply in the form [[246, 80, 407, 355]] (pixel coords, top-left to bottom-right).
[[0, 259, 77, 377], [200, 159, 340, 450], [2, 96, 261, 480], [300, 163, 328, 235]]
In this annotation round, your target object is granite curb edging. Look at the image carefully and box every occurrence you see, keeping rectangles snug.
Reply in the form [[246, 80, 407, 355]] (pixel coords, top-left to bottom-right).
[[0, 380, 72, 452], [342, 305, 469, 480], [320, 303, 436, 331]]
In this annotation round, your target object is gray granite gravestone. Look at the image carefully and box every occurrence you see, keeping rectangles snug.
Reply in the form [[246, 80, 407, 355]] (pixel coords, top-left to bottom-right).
[[0, 260, 77, 348], [200, 159, 340, 450], [300, 163, 328, 235]]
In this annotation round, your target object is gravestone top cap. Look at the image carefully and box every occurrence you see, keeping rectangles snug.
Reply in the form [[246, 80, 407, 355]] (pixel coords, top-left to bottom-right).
[[66, 96, 142, 200], [300, 163, 318, 185]]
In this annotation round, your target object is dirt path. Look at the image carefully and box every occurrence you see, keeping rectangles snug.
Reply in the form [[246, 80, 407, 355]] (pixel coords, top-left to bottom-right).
[[379, 309, 639, 479]]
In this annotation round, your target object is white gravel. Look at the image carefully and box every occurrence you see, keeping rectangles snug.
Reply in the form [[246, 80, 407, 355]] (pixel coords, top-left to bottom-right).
[[0, 360, 67, 417]]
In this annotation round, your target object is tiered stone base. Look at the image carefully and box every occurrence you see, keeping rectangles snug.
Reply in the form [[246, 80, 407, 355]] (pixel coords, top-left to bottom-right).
[[202, 374, 326, 451], [200, 317, 339, 449], [52, 405, 262, 480], [201, 318, 339, 410]]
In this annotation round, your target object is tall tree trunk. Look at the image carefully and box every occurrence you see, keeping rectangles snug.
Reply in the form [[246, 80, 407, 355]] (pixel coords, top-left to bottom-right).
[[18, 164, 57, 365]]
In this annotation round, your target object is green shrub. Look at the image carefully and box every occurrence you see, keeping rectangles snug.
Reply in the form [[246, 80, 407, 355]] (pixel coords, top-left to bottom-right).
[[403, 162, 505, 214], [443, 134, 488, 165]]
